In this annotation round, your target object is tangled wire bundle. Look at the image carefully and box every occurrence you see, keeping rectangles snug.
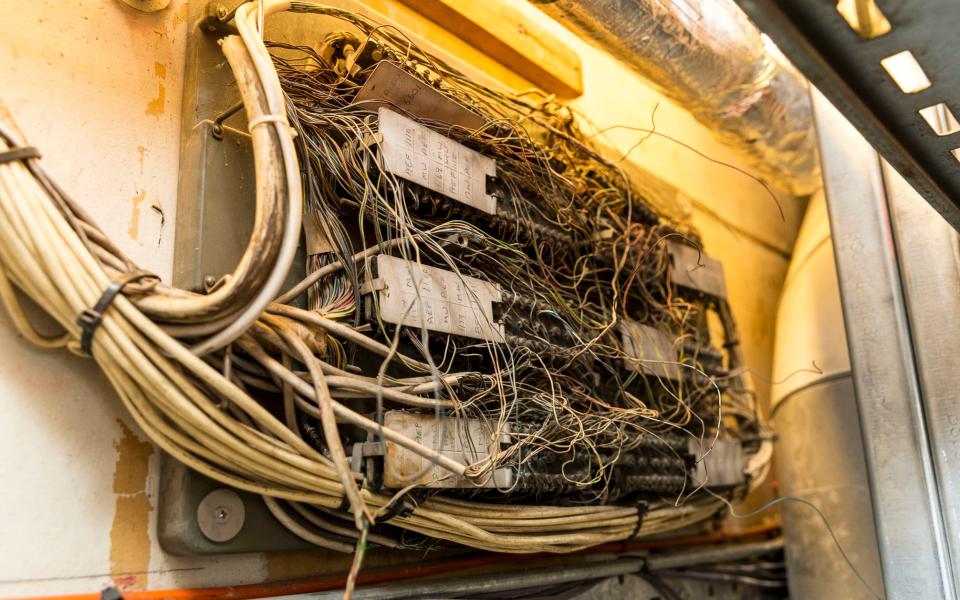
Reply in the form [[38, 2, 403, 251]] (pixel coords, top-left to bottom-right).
[[0, 0, 771, 564]]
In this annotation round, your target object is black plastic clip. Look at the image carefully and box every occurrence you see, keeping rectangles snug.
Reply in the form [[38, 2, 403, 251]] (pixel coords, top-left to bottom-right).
[[484, 173, 501, 196], [626, 500, 649, 541], [0, 146, 40, 164], [77, 270, 157, 355], [376, 493, 418, 524]]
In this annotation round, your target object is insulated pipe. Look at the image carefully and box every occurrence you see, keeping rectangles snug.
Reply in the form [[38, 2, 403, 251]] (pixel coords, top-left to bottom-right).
[[770, 191, 883, 598], [535, 0, 820, 196]]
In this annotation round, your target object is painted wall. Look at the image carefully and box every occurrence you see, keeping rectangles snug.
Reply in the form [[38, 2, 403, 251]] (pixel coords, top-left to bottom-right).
[[0, 0, 804, 595]]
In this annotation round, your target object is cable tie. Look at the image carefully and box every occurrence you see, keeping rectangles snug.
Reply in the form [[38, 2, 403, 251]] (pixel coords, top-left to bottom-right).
[[77, 270, 158, 355], [376, 492, 418, 524], [246, 114, 297, 139], [247, 114, 289, 130], [625, 500, 649, 541], [0, 146, 40, 164]]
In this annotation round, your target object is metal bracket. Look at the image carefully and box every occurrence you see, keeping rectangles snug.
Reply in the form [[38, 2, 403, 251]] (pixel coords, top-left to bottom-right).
[[735, 0, 960, 230], [811, 87, 955, 599], [359, 277, 387, 296]]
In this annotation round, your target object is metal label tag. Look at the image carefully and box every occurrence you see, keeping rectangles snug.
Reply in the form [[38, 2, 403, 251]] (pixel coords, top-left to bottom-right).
[[667, 241, 727, 298], [378, 107, 497, 214], [689, 438, 744, 489], [369, 255, 504, 342], [354, 62, 485, 130], [382, 411, 512, 489], [620, 320, 681, 380]]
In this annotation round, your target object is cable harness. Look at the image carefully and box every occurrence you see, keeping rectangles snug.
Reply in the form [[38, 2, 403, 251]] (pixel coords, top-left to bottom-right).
[[0, 0, 771, 558]]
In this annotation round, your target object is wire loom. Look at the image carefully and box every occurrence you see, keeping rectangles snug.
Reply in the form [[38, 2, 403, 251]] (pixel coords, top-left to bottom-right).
[[0, 0, 771, 562]]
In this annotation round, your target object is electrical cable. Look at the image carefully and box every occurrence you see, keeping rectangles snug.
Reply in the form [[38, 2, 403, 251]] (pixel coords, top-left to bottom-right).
[[0, 0, 774, 566]]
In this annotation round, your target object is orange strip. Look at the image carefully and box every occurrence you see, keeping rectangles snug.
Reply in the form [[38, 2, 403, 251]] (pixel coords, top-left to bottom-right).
[[19, 523, 779, 600]]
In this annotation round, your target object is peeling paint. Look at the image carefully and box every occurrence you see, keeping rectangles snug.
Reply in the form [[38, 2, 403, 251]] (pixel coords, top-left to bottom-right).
[[129, 189, 146, 240], [145, 62, 166, 117], [110, 420, 154, 591], [172, 3, 188, 28]]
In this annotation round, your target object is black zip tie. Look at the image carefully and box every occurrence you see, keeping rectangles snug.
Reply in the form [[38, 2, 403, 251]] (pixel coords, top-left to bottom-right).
[[376, 492, 418, 524], [0, 146, 40, 164], [626, 500, 649, 541], [77, 270, 157, 355]]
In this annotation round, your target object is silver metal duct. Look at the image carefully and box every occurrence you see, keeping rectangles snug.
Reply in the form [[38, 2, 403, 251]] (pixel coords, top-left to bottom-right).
[[771, 190, 884, 599], [537, 0, 820, 196]]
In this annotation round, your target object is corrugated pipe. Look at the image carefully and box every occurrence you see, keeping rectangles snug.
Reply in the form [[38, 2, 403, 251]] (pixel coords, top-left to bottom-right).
[[536, 0, 820, 196]]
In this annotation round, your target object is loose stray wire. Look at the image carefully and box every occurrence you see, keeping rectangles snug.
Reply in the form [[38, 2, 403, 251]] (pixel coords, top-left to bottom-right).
[[0, 2, 779, 591], [706, 488, 884, 600], [0, 16, 751, 559], [585, 122, 785, 221]]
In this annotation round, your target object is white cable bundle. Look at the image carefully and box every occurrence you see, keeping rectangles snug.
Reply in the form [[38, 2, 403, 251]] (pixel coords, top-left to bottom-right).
[[0, 0, 771, 556]]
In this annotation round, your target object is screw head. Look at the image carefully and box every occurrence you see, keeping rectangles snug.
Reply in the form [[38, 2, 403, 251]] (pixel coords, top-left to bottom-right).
[[197, 489, 245, 543]]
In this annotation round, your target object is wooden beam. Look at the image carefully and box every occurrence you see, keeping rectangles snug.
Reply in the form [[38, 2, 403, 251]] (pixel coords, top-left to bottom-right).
[[396, 0, 584, 98]]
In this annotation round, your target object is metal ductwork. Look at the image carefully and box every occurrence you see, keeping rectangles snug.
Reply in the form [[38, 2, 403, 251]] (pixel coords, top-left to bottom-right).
[[536, 0, 820, 197]]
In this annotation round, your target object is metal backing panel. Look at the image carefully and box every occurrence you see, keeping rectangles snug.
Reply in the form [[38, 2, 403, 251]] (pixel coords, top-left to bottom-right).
[[162, 4, 308, 554], [736, 0, 960, 230], [812, 87, 955, 599], [157, 458, 312, 555]]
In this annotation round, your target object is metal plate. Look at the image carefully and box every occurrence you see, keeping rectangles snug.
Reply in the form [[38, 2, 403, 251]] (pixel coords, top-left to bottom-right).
[[689, 439, 744, 489], [620, 321, 680, 380], [667, 241, 727, 299], [884, 158, 960, 596], [161, 4, 311, 555], [378, 107, 497, 214], [353, 61, 484, 130], [196, 488, 246, 543], [157, 457, 312, 555], [172, 5, 305, 293], [366, 255, 504, 341], [735, 0, 960, 231], [811, 87, 954, 599], [382, 411, 512, 488]]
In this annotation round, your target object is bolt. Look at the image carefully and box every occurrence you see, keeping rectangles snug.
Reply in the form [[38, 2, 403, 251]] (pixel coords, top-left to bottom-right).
[[204, 274, 217, 290], [214, 506, 229, 522], [216, 4, 228, 19]]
